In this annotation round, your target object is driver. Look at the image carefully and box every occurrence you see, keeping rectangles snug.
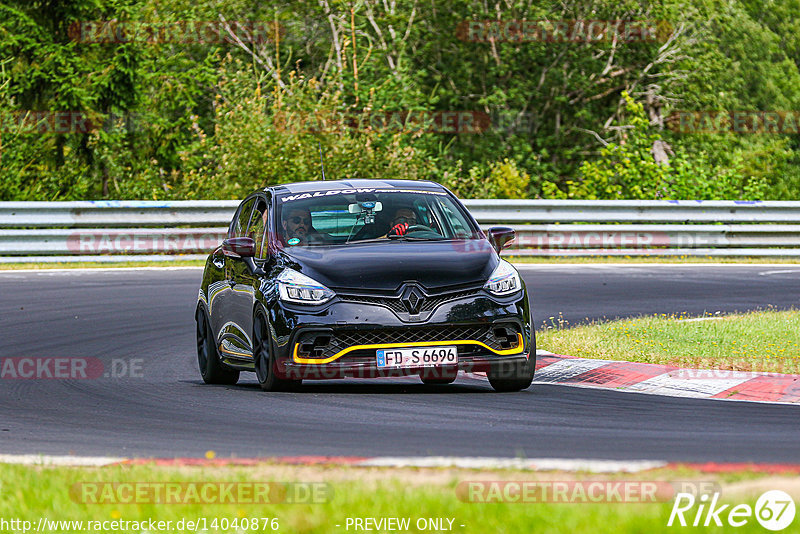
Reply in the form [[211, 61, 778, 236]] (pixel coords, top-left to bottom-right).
[[386, 207, 417, 237]]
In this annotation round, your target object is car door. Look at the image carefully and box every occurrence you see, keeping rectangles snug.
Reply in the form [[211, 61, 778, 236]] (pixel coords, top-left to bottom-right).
[[228, 193, 272, 359], [212, 196, 256, 362]]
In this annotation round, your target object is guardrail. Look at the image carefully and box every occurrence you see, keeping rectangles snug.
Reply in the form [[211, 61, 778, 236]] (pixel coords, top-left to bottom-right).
[[2, 200, 800, 261]]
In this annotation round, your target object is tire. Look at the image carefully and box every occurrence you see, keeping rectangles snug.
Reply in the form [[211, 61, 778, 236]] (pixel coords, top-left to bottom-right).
[[253, 311, 301, 392], [487, 356, 535, 392], [488, 331, 536, 392], [420, 367, 458, 385], [196, 309, 239, 385]]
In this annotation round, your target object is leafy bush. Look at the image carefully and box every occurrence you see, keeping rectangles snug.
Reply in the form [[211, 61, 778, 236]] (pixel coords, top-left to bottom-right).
[[542, 93, 770, 200], [175, 60, 440, 199], [442, 158, 530, 199]]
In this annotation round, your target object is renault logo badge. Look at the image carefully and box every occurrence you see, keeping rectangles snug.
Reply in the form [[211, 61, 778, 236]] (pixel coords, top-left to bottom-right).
[[401, 285, 425, 314]]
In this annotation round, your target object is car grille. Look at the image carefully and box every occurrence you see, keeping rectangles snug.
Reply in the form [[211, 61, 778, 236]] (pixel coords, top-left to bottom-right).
[[337, 294, 407, 314], [338, 287, 484, 315], [419, 288, 482, 312], [294, 323, 522, 361]]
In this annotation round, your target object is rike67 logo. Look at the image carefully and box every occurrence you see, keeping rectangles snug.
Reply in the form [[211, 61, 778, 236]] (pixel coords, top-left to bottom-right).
[[668, 490, 795, 531]]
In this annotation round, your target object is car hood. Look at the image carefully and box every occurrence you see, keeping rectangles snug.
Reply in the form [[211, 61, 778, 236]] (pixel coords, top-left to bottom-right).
[[278, 240, 499, 292]]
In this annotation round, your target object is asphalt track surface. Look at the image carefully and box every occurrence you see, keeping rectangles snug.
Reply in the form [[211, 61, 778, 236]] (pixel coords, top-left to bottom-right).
[[0, 265, 798, 462]]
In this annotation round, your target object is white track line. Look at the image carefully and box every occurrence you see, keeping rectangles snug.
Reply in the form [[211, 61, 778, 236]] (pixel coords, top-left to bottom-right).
[[356, 457, 666, 472], [0, 454, 124, 466], [0, 454, 667, 473], [758, 269, 800, 276]]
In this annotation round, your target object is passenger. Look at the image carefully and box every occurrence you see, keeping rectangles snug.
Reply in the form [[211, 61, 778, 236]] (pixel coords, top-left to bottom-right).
[[281, 207, 330, 245]]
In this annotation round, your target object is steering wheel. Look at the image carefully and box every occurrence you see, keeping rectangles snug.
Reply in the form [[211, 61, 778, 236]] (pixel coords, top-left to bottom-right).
[[388, 224, 443, 239], [404, 224, 435, 233]]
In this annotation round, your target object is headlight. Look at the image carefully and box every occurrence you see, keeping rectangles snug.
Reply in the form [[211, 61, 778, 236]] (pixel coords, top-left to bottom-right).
[[483, 260, 522, 296], [277, 269, 335, 304]]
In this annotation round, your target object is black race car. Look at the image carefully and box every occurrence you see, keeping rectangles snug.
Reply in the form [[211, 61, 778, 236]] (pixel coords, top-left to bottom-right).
[[195, 179, 535, 392]]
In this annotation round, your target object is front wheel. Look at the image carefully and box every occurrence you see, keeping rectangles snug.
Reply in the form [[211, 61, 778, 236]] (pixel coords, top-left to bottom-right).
[[487, 356, 535, 392], [196, 310, 239, 385], [254, 312, 301, 392]]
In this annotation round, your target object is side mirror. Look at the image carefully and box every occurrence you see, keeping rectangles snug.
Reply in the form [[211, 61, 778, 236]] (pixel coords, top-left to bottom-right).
[[222, 237, 256, 258], [488, 227, 515, 253]]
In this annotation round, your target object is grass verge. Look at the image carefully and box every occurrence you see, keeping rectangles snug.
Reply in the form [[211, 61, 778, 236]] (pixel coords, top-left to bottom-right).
[[538, 310, 800, 374], [0, 462, 794, 534], [0, 260, 205, 270], [506, 255, 800, 264]]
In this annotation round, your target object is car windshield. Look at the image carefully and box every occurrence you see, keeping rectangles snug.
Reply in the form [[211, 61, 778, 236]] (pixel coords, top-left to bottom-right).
[[275, 188, 480, 247]]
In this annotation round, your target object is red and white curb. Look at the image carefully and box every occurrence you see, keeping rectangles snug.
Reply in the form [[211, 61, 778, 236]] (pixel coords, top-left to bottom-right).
[[533, 351, 800, 404]]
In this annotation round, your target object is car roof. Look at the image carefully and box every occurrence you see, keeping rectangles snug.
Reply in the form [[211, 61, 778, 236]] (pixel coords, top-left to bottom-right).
[[265, 179, 446, 195]]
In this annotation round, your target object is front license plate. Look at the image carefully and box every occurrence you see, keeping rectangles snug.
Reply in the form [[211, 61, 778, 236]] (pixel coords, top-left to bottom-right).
[[376, 346, 458, 369]]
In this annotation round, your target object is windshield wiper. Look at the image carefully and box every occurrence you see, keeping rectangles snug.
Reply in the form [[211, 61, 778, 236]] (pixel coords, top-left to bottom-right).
[[345, 237, 393, 244], [386, 235, 445, 241]]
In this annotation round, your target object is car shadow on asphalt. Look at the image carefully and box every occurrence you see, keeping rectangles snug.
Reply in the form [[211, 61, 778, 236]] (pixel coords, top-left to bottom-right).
[[253, 379, 496, 394], [183, 378, 512, 394]]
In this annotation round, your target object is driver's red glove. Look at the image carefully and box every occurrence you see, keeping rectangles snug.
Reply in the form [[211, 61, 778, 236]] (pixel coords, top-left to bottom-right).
[[390, 222, 409, 236]]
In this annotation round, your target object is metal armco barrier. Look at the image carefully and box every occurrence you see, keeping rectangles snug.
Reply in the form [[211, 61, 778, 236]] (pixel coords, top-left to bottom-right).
[[2, 199, 800, 261], [462, 199, 800, 224], [0, 200, 239, 227]]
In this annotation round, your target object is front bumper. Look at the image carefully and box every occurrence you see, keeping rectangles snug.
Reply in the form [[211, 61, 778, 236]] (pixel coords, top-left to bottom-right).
[[268, 287, 532, 380]]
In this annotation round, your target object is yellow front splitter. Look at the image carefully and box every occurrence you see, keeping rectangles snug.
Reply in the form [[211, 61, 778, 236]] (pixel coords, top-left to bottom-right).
[[293, 333, 524, 364]]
